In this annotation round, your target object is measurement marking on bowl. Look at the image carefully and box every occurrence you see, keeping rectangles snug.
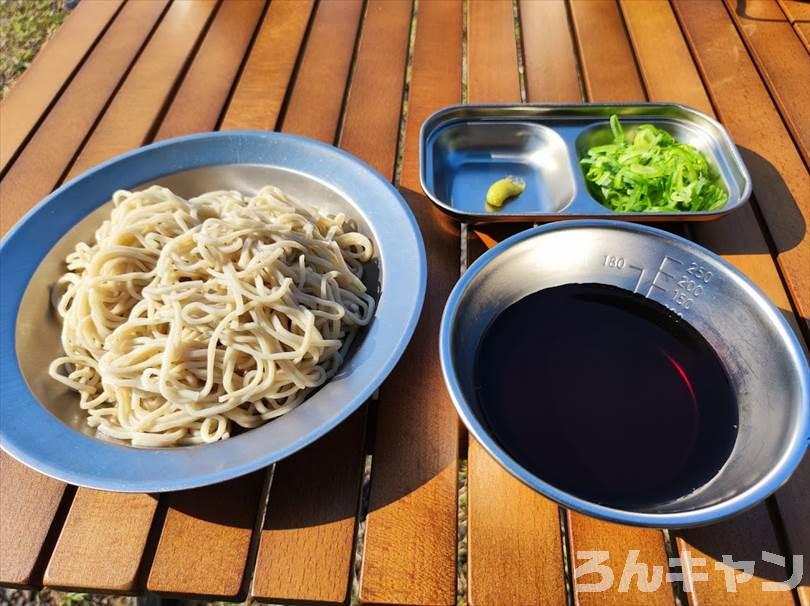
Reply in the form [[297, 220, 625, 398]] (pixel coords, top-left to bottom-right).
[[601, 253, 715, 319]]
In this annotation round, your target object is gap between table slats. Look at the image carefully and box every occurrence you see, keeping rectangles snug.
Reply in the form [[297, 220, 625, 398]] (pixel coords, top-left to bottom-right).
[[0, 456, 73, 588], [0, 0, 124, 174], [358, 1, 463, 604], [464, 2, 568, 605], [777, 0, 810, 52]]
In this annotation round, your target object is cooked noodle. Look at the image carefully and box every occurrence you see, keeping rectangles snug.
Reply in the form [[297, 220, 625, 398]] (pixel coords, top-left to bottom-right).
[[48, 185, 375, 447]]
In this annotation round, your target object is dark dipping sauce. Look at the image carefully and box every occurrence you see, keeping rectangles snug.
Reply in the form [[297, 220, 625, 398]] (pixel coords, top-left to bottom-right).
[[474, 283, 738, 510]]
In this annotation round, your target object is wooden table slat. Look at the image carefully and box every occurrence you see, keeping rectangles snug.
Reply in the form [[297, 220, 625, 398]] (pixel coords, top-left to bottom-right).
[[250, 413, 367, 604], [568, 0, 645, 103], [568, 513, 675, 606], [465, 3, 566, 605], [155, 0, 266, 141], [0, 0, 169, 234], [724, 0, 810, 166], [235, 1, 378, 602], [65, 0, 219, 180], [674, 506, 796, 606], [220, 0, 316, 132], [139, 3, 273, 598], [279, 0, 364, 143], [557, 5, 679, 604], [467, 441, 566, 606], [0, 455, 68, 587], [519, 0, 580, 104], [0, 0, 124, 172], [339, 0, 414, 179], [34, 1, 220, 593], [671, 0, 810, 331], [358, 1, 463, 604], [467, 0, 521, 104], [777, 0, 810, 51], [621, 2, 807, 604], [44, 491, 159, 592], [147, 473, 266, 599]]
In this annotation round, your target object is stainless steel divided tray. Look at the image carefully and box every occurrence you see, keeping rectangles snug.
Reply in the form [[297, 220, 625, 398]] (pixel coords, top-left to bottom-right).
[[419, 103, 751, 223]]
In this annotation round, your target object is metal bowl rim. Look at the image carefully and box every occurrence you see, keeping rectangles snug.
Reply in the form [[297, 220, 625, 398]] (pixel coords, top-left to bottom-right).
[[440, 219, 809, 528], [1, 130, 427, 492]]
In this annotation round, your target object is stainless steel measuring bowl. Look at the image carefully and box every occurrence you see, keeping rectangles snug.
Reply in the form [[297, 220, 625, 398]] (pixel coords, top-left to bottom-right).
[[440, 220, 809, 527]]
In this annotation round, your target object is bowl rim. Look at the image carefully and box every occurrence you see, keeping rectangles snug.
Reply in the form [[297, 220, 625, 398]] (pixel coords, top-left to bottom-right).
[[440, 219, 810, 528], [0, 130, 427, 492]]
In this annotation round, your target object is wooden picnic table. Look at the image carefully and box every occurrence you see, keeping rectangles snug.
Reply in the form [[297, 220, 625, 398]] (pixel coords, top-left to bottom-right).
[[1, 0, 808, 604]]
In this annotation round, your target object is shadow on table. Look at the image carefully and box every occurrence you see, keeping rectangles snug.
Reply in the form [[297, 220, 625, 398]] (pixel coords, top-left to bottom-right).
[[671, 500, 801, 586], [696, 147, 806, 256], [734, 0, 793, 22], [164, 408, 367, 531]]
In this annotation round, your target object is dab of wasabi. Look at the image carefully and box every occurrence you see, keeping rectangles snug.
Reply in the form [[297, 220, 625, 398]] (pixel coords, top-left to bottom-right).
[[486, 176, 526, 208]]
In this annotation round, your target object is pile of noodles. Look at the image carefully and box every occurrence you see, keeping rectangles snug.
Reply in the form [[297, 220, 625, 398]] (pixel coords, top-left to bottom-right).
[[49, 185, 375, 447]]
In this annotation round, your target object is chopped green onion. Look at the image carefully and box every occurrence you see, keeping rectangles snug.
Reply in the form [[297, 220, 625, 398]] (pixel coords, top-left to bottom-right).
[[580, 115, 728, 213]]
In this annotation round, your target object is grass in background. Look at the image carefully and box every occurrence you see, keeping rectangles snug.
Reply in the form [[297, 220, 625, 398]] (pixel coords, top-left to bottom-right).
[[1, 0, 68, 97]]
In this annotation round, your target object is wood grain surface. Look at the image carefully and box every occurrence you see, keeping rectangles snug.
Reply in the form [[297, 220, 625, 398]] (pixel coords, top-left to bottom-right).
[[619, 0, 712, 111], [569, 0, 645, 102], [250, 414, 366, 604], [674, 507, 796, 606], [339, 0, 413, 178], [568, 513, 675, 606], [465, 3, 566, 605], [155, 0, 265, 141], [0, 0, 124, 171], [724, 0, 810, 165], [64, 0, 218, 179], [468, 0, 521, 104], [0, 455, 68, 587], [672, 0, 810, 329], [147, 473, 266, 598], [467, 441, 566, 606], [280, 0, 364, 143], [358, 1, 463, 604], [221, 0, 315, 132], [518, 0, 580, 104], [27, 1, 218, 593], [0, 0, 168, 233], [43, 490, 158, 592], [777, 0, 810, 51]]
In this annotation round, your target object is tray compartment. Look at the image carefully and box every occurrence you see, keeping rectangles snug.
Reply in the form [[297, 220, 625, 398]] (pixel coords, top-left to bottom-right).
[[575, 119, 743, 212], [427, 121, 575, 215]]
